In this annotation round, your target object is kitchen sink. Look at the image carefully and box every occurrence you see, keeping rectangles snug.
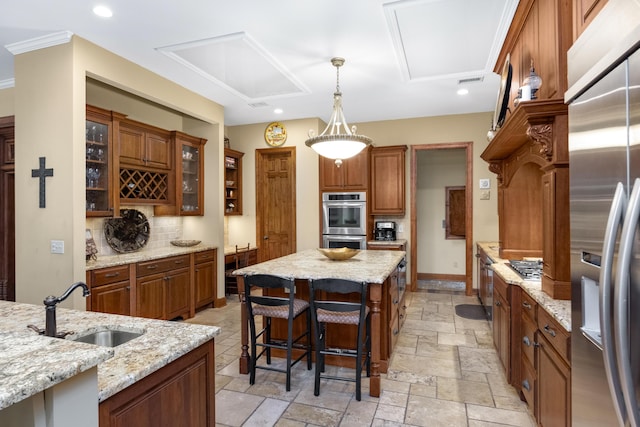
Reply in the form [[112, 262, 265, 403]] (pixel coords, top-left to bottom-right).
[[69, 328, 145, 347]]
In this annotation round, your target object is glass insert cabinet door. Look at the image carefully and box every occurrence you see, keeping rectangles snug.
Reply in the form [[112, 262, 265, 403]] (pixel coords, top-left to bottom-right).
[[86, 118, 111, 216], [181, 143, 201, 214]]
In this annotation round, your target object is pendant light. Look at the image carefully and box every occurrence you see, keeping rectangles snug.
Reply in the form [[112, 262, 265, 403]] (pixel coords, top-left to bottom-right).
[[305, 57, 372, 167]]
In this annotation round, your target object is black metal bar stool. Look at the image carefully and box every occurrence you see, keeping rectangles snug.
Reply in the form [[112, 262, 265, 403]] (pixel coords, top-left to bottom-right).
[[308, 278, 371, 401], [244, 274, 312, 391]]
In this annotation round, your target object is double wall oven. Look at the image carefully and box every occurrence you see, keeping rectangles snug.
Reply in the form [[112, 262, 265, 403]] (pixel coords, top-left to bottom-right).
[[322, 192, 367, 249]]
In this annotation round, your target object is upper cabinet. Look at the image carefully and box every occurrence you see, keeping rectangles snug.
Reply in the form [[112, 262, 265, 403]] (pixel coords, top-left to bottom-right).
[[224, 148, 244, 216], [86, 105, 120, 217], [370, 145, 407, 215], [573, 0, 609, 41], [86, 105, 207, 217], [319, 146, 370, 191], [118, 120, 173, 170], [481, 0, 572, 299]]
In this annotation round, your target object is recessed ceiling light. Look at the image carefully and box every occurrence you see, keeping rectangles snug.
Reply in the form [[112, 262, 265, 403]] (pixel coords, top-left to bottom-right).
[[93, 5, 113, 18], [457, 88, 469, 96], [274, 108, 283, 114]]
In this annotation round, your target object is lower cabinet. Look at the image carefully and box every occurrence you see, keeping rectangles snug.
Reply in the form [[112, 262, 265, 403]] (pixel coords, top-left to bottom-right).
[[99, 340, 215, 427], [493, 274, 511, 380], [87, 249, 217, 320]]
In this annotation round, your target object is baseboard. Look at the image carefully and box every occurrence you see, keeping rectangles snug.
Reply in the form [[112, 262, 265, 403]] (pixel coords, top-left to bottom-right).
[[214, 297, 227, 308], [417, 272, 466, 282]]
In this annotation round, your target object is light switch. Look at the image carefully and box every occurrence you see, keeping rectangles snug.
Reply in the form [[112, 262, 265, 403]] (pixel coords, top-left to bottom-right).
[[51, 240, 64, 254], [479, 179, 490, 189], [480, 190, 491, 200]]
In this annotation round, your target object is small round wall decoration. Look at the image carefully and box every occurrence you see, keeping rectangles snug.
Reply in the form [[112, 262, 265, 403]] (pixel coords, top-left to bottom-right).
[[264, 122, 287, 147]]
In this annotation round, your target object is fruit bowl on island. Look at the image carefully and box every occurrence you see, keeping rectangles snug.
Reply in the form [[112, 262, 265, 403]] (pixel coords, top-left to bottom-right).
[[317, 247, 359, 261]]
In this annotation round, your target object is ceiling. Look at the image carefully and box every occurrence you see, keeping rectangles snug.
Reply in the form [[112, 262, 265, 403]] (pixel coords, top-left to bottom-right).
[[0, 0, 518, 127]]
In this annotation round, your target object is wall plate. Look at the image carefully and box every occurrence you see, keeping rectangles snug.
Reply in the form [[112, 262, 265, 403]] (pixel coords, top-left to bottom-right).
[[479, 178, 490, 189]]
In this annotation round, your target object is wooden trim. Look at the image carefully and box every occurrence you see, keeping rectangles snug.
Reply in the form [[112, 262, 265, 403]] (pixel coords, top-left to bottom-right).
[[410, 142, 473, 296], [213, 297, 227, 308], [417, 273, 466, 282]]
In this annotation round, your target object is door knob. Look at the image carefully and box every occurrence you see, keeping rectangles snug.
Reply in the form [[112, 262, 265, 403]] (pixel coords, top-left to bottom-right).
[[263, 236, 269, 240]]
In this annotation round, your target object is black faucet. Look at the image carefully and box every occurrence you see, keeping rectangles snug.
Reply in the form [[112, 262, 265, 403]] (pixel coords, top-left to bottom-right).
[[43, 282, 90, 338]]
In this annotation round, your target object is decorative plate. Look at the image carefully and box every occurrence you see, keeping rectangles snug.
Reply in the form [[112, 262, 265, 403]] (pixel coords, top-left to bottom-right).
[[493, 53, 512, 130], [170, 240, 201, 247], [264, 122, 287, 147], [317, 247, 359, 261], [104, 209, 150, 253]]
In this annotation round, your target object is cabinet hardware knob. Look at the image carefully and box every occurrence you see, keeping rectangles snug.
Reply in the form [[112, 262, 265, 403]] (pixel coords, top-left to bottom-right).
[[147, 265, 158, 270], [495, 301, 501, 306], [393, 299, 398, 305], [523, 336, 531, 346], [126, 286, 130, 291], [175, 260, 184, 264], [522, 379, 531, 391], [543, 324, 557, 337], [393, 329, 399, 336], [522, 301, 532, 309], [533, 342, 540, 348], [105, 272, 120, 278]]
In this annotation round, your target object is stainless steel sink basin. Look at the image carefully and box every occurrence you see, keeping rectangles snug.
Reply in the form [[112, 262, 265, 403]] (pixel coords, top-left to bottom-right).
[[69, 329, 145, 347]]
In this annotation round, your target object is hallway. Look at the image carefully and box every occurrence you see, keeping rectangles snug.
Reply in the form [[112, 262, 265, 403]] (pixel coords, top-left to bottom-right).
[[186, 289, 535, 426]]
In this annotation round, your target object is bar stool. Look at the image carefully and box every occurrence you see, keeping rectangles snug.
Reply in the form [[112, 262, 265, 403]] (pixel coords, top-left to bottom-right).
[[308, 278, 371, 401], [244, 274, 312, 391]]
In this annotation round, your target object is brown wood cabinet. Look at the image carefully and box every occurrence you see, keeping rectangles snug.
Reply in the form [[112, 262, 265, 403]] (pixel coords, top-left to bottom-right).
[[87, 250, 217, 320], [136, 255, 190, 320], [319, 146, 370, 191], [194, 249, 217, 310], [573, 0, 609, 41], [493, 274, 512, 380], [224, 148, 244, 215], [118, 120, 173, 170], [519, 290, 538, 412], [86, 265, 131, 316], [155, 131, 206, 216], [99, 340, 215, 427], [86, 105, 122, 217], [0, 116, 14, 302], [370, 145, 407, 215], [537, 308, 571, 426]]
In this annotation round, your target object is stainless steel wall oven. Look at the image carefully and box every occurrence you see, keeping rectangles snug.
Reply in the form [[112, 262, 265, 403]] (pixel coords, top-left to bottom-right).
[[322, 192, 367, 249]]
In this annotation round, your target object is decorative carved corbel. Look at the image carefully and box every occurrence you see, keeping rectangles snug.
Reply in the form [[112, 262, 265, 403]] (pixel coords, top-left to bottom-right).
[[488, 162, 503, 186], [527, 124, 553, 161]]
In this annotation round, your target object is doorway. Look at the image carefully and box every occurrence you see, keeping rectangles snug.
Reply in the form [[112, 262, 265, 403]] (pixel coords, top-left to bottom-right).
[[410, 142, 473, 295], [255, 147, 297, 262]]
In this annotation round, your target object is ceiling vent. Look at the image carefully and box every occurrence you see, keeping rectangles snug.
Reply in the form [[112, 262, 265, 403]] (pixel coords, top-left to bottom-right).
[[248, 102, 270, 108], [458, 76, 484, 84]]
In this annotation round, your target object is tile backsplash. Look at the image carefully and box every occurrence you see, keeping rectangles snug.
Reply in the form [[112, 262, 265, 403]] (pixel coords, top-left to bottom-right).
[[86, 206, 183, 257]]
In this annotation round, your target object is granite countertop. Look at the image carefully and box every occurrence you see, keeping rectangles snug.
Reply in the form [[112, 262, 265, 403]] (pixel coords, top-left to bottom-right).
[[86, 243, 217, 270], [367, 239, 408, 246], [0, 300, 220, 409], [224, 244, 258, 256], [477, 242, 571, 332], [234, 248, 405, 283]]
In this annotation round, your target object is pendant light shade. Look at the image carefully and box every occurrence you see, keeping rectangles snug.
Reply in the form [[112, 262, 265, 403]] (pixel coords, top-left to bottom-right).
[[305, 58, 372, 166]]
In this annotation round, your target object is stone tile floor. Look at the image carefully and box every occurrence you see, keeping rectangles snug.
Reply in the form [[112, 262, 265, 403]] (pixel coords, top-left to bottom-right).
[[185, 289, 535, 426]]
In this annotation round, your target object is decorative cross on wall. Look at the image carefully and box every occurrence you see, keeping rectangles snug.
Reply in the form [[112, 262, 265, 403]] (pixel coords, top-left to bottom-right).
[[31, 157, 54, 208]]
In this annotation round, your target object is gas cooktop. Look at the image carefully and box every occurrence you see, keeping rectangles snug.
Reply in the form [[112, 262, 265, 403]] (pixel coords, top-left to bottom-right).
[[509, 259, 542, 281]]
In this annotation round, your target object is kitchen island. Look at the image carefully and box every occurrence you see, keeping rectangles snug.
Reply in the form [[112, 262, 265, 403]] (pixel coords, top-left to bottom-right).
[[234, 248, 406, 397], [0, 300, 220, 426]]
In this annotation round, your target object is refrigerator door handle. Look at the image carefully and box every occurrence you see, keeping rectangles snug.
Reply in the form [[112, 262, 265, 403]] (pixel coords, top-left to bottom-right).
[[600, 182, 628, 426], [615, 177, 640, 427]]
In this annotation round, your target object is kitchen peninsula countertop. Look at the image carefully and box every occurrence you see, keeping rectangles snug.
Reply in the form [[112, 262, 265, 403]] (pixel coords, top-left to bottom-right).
[[477, 242, 571, 332], [234, 248, 405, 282], [367, 239, 408, 247], [0, 300, 220, 409], [86, 243, 216, 270]]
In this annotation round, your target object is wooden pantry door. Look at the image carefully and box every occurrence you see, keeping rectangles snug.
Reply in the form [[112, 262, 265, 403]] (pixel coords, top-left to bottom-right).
[[255, 147, 296, 262]]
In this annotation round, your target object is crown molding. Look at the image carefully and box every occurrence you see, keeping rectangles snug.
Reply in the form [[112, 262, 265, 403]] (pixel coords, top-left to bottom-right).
[[5, 31, 73, 56]]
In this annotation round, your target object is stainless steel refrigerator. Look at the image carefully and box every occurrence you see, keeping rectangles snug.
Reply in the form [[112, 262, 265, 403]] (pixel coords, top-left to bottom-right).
[[568, 2, 640, 425]]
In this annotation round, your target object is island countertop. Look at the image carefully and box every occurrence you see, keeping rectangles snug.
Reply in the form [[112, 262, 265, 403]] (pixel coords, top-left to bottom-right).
[[0, 300, 220, 409], [233, 248, 406, 283]]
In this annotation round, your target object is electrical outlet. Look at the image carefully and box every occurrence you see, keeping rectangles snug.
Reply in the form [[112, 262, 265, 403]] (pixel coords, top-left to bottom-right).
[[479, 178, 490, 189], [398, 223, 404, 232], [50, 240, 64, 254], [480, 190, 491, 200]]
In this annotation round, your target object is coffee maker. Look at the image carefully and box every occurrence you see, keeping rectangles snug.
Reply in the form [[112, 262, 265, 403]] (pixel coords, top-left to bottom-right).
[[374, 221, 396, 241]]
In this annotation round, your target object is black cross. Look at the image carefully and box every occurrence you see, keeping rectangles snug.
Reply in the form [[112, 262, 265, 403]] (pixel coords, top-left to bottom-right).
[[31, 157, 54, 208]]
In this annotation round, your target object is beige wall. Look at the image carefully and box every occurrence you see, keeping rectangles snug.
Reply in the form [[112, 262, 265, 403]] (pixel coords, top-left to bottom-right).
[[13, 36, 225, 308], [416, 149, 466, 275], [227, 112, 499, 288], [0, 87, 14, 116]]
